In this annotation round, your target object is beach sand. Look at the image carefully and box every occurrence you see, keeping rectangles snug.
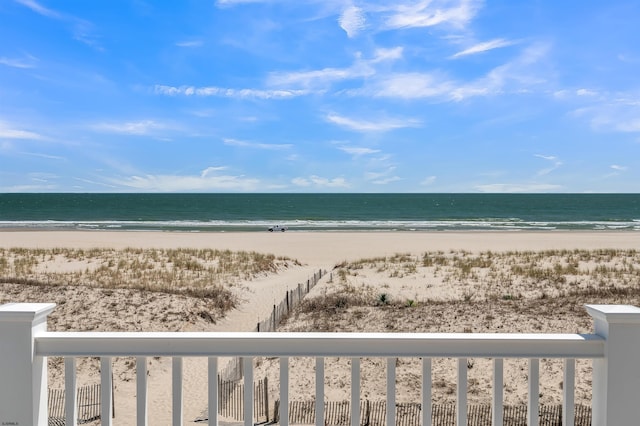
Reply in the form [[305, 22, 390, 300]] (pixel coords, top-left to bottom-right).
[[1, 230, 639, 424]]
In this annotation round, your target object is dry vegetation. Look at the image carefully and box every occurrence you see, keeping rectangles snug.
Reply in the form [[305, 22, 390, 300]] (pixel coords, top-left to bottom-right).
[[0, 247, 299, 314], [255, 249, 640, 406], [0, 246, 301, 390]]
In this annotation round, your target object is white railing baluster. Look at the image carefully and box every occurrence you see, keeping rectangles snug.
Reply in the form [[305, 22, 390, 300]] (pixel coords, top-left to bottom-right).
[[243, 357, 253, 426], [208, 357, 218, 426], [422, 358, 432, 426], [563, 358, 575, 426], [528, 358, 539, 426], [315, 357, 324, 426], [64, 357, 77, 426], [280, 357, 289, 426], [101, 357, 113, 426], [387, 358, 396, 426], [172, 357, 183, 426], [136, 357, 147, 426], [457, 358, 467, 426], [492, 358, 503, 426], [351, 357, 360, 426]]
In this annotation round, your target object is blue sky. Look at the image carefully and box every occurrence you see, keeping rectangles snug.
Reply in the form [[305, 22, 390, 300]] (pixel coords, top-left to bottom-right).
[[1, 0, 639, 193]]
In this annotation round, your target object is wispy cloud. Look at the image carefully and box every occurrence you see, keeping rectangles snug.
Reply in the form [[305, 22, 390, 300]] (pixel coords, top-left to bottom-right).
[[450, 38, 517, 58], [175, 40, 204, 48], [610, 164, 628, 171], [383, 0, 482, 31], [421, 176, 437, 186], [339, 5, 366, 38], [369, 72, 454, 99], [0, 122, 45, 140], [268, 48, 402, 90], [19, 151, 65, 160], [111, 168, 260, 191], [365, 167, 401, 185], [338, 146, 381, 156], [14, 0, 61, 18], [154, 85, 310, 99], [91, 120, 170, 136], [326, 113, 421, 132], [0, 55, 37, 69], [216, 0, 266, 7], [15, 0, 100, 48], [534, 154, 563, 176], [570, 95, 640, 133], [291, 175, 349, 188], [224, 138, 293, 150]]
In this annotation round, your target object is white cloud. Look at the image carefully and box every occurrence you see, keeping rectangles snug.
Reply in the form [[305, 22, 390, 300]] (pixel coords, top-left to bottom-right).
[[291, 177, 311, 187], [384, 0, 482, 31], [326, 113, 421, 132], [268, 65, 370, 89], [576, 88, 598, 97], [292, 175, 349, 188], [111, 169, 260, 191], [175, 40, 204, 48], [15, 0, 100, 49], [475, 183, 563, 193], [268, 48, 402, 90], [610, 164, 628, 171], [364, 166, 401, 185], [571, 97, 640, 133], [339, 6, 366, 38], [201, 166, 228, 178], [0, 122, 45, 140], [370, 47, 404, 63], [15, 0, 62, 19], [0, 56, 37, 69], [216, 0, 265, 6], [154, 85, 310, 99], [372, 176, 402, 185], [534, 154, 563, 176], [92, 120, 169, 135], [20, 151, 65, 160], [363, 42, 551, 101], [370, 72, 454, 99], [450, 38, 517, 58], [223, 138, 293, 150], [421, 176, 437, 186], [338, 146, 381, 155]]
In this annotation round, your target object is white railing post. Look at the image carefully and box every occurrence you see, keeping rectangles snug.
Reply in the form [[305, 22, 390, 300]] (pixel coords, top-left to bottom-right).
[[0, 302, 56, 426], [586, 304, 640, 426]]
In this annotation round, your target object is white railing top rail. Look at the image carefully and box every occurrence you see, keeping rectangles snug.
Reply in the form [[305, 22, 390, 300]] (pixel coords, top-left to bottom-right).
[[35, 331, 604, 358]]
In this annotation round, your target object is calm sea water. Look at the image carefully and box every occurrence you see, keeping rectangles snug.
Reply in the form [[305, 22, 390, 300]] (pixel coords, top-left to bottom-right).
[[0, 193, 639, 232]]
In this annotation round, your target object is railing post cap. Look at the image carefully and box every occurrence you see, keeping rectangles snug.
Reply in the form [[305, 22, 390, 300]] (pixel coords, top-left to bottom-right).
[[585, 304, 640, 324], [0, 302, 56, 322]]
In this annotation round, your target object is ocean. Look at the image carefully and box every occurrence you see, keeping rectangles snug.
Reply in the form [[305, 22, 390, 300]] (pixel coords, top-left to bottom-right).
[[0, 193, 639, 232]]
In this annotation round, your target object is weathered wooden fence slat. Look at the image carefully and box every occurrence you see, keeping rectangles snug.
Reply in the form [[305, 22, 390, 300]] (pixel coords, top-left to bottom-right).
[[48, 384, 102, 424], [273, 401, 592, 426]]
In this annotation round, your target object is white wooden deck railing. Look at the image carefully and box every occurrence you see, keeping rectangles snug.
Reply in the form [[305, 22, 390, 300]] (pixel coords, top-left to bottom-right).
[[2, 303, 640, 426]]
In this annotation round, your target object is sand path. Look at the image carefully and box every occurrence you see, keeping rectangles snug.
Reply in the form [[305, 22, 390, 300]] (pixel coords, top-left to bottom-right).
[[115, 264, 328, 425]]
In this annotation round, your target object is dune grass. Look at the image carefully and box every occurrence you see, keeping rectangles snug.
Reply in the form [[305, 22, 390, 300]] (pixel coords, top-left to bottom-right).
[[0, 247, 300, 311]]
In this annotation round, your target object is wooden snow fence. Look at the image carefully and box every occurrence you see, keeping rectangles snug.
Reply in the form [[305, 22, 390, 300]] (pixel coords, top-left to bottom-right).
[[217, 376, 270, 423], [256, 269, 326, 333], [274, 400, 592, 426], [48, 383, 102, 425]]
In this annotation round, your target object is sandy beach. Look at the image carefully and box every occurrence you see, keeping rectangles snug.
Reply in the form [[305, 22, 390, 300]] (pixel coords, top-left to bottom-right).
[[2, 230, 638, 264], [1, 230, 639, 424]]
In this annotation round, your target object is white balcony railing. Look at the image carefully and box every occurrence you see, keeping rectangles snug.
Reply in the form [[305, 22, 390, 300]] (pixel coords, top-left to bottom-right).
[[2, 303, 640, 426]]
